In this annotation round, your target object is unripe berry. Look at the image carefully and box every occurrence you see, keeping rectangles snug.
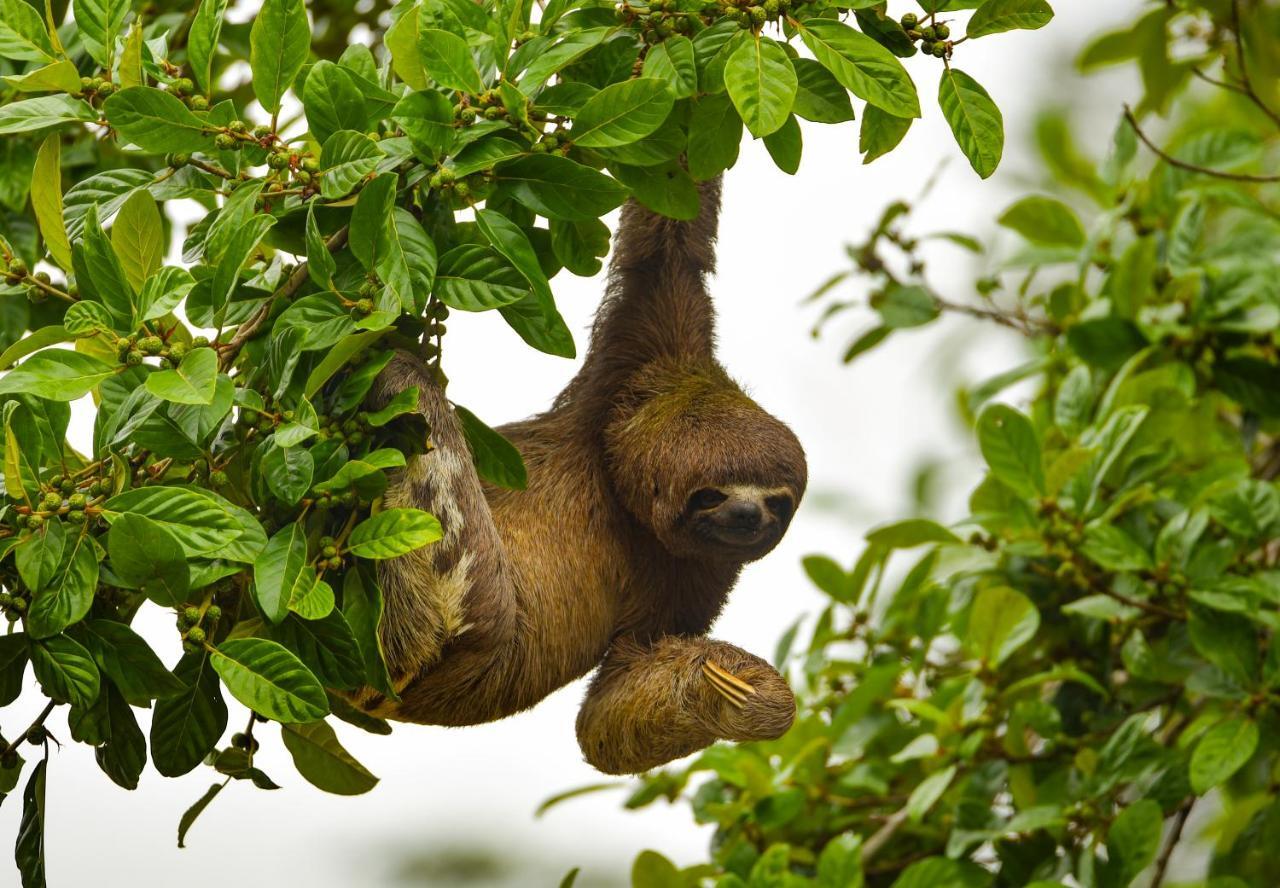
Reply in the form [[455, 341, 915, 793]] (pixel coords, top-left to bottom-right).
[[210, 469, 229, 486], [168, 342, 189, 361], [206, 605, 222, 622], [920, 25, 936, 40], [189, 96, 209, 111], [172, 77, 194, 96], [43, 492, 62, 509], [268, 151, 291, 170], [460, 107, 477, 124], [931, 42, 946, 57], [67, 493, 86, 509], [67, 510, 85, 524], [935, 23, 950, 39], [192, 336, 210, 349], [183, 606, 201, 625], [214, 133, 239, 151], [186, 626, 206, 644], [900, 12, 917, 28], [301, 157, 320, 173]]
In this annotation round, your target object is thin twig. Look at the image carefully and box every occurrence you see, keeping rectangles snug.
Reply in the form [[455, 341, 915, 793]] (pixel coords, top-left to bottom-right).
[[1124, 106, 1280, 183], [1, 700, 57, 757], [1229, 0, 1280, 129], [219, 225, 349, 369], [860, 804, 911, 863], [1150, 798, 1194, 888]]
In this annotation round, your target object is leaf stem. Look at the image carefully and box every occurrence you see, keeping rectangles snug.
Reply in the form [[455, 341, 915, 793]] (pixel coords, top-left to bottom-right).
[[1123, 105, 1279, 183]]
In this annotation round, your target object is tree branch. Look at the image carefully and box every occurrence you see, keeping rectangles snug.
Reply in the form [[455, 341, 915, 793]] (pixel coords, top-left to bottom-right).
[[1228, 0, 1280, 129], [1124, 106, 1280, 183], [219, 225, 349, 370]]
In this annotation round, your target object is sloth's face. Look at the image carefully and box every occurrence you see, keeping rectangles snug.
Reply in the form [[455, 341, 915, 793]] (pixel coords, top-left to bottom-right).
[[680, 484, 797, 561]]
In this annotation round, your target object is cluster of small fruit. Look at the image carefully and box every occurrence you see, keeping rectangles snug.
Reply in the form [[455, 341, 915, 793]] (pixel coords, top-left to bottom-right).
[[900, 12, 953, 58]]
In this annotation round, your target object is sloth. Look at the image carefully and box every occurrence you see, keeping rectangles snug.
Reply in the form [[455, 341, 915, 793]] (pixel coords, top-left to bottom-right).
[[354, 178, 808, 774]]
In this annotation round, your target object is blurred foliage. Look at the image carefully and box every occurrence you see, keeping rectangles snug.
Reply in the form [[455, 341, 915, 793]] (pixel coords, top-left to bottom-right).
[[582, 1, 1280, 886], [0, 0, 1056, 880]]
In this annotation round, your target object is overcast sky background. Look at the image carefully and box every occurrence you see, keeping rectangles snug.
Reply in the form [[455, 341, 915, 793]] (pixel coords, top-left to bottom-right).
[[0, 4, 1142, 885]]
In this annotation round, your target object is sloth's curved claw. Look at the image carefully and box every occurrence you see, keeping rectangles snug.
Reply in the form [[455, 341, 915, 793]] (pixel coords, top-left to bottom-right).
[[702, 659, 756, 709]]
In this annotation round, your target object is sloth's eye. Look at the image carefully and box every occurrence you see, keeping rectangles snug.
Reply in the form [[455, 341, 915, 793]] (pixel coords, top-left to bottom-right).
[[689, 488, 728, 511]]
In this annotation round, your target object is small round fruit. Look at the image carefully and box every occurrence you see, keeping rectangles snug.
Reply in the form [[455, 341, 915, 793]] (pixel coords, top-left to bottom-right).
[[186, 626, 206, 644], [189, 96, 209, 111], [210, 469, 229, 486]]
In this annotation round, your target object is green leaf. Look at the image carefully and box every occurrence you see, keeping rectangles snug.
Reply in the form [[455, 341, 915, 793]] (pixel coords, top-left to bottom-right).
[[0, 348, 115, 401], [254, 524, 317, 624], [15, 760, 45, 888], [4, 401, 42, 507], [762, 114, 802, 174], [62, 300, 117, 338], [792, 58, 855, 124], [250, 0, 310, 113], [152, 653, 228, 777], [968, 586, 1039, 665], [26, 530, 97, 638], [865, 519, 959, 548], [347, 508, 443, 559], [80, 619, 185, 705], [573, 78, 675, 148], [176, 783, 224, 849], [1107, 799, 1163, 885], [349, 172, 397, 269], [1081, 524, 1151, 572], [31, 134, 71, 271], [103, 486, 242, 559], [3, 59, 83, 93], [642, 36, 698, 99], [108, 513, 191, 607], [263, 444, 314, 506], [725, 36, 797, 138], [938, 68, 1003, 178], [1068, 318, 1147, 371], [998, 195, 1085, 247], [0, 0, 55, 62], [281, 720, 380, 795], [319, 130, 385, 200], [905, 765, 956, 822], [305, 203, 337, 290], [301, 61, 366, 145], [0, 94, 96, 134], [976, 404, 1044, 497], [15, 519, 64, 594], [76, 202, 135, 325], [144, 348, 218, 406], [860, 104, 912, 164], [872, 283, 938, 328], [434, 245, 529, 312], [687, 92, 742, 181], [73, 0, 129, 68], [817, 834, 863, 888], [499, 154, 629, 222], [210, 637, 329, 723], [611, 161, 700, 221], [104, 88, 216, 153], [799, 20, 920, 119], [111, 190, 164, 292], [342, 567, 396, 699], [1190, 715, 1259, 793], [30, 633, 100, 707], [188, 0, 230, 95], [968, 0, 1055, 39], [456, 404, 527, 490], [416, 27, 484, 94], [391, 90, 455, 161], [632, 850, 681, 888]]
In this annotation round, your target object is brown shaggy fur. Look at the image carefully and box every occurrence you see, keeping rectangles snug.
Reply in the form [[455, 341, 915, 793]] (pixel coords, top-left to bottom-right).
[[361, 179, 807, 774]]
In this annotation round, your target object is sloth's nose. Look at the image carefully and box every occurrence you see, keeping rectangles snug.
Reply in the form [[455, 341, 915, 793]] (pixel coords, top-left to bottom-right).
[[722, 499, 763, 529]]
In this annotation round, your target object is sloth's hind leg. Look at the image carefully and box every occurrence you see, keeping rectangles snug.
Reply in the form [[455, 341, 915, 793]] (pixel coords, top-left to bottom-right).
[[356, 353, 517, 718], [576, 636, 795, 775]]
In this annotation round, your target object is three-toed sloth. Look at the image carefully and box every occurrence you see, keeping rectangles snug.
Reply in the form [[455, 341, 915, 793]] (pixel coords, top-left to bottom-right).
[[355, 178, 808, 774]]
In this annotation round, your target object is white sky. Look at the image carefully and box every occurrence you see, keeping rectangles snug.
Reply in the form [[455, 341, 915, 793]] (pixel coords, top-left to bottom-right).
[[0, 4, 1140, 885]]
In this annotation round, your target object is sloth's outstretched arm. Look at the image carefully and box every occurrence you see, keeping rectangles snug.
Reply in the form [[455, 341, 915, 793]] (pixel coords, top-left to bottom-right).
[[575, 636, 796, 774], [356, 353, 519, 721]]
